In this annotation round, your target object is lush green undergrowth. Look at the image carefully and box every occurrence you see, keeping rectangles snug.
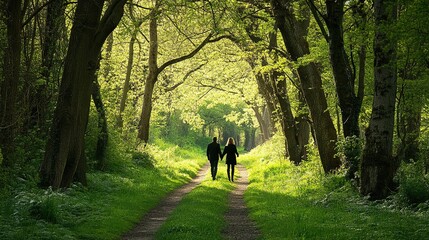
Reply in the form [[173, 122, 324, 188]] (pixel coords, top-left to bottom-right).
[[155, 164, 235, 240], [0, 140, 206, 240], [242, 135, 429, 240]]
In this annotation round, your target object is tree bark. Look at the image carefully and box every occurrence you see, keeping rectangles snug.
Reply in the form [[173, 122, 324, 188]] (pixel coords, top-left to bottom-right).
[[40, 0, 126, 189], [0, 0, 22, 167], [360, 0, 398, 199], [271, 0, 341, 172]]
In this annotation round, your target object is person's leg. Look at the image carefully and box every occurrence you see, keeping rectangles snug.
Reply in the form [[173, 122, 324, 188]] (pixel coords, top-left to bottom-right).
[[231, 165, 235, 182], [227, 164, 231, 181], [213, 160, 218, 180], [210, 161, 215, 179]]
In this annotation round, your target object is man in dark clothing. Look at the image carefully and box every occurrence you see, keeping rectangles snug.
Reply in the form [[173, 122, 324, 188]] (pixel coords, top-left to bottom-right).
[[206, 137, 223, 180]]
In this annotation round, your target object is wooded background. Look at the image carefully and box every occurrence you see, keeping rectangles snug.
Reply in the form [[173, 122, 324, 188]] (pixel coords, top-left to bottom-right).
[[0, 0, 428, 201]]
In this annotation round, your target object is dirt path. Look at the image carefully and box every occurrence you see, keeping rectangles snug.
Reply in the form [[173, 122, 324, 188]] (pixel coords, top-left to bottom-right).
[[222, 164, 261, 240], [122, 163, 210, 240], [122, 163, 260, 240]]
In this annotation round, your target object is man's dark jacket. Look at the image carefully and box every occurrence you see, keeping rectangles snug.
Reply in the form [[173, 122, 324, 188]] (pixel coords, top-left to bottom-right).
[[207, 142, 222, 162]]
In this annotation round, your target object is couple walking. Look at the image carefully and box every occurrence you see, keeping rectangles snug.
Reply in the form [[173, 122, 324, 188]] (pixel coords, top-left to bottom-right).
[[206, 137, 239, 181]]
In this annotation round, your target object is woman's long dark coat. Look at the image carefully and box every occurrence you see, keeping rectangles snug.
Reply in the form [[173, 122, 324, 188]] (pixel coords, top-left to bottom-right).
[[223, 144, 239, 165]]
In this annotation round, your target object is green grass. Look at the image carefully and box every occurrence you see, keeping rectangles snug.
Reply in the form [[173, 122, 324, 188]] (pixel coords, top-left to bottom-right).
[[241, 137, 429, 240], [155, 163, 235, 240], [0, 144, 206, 240], [4, 132, 429, 240]]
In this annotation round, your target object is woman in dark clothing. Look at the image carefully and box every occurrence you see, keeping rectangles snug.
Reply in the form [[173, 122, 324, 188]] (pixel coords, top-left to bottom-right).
[[223, 137, 239, 182]]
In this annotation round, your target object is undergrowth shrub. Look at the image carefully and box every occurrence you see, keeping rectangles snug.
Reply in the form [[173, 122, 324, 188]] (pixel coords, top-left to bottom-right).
[[248, 134, 286, 163], [14, 188, 63, 224], [132, 151, 155, 169], [322, 174, 348, 192], [335, 136, 363, 180], [397, 160, 429, 205], [29, 189, 59, 223]]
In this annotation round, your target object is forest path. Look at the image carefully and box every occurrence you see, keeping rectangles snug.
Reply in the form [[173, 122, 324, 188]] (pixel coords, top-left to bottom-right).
[[222, 164, 261, 240], [122, 163, 260, 240]]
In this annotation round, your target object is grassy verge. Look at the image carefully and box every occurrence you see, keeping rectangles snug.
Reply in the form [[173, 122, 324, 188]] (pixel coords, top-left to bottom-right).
[[241, 135, 429, 240], [0, 144, 206, 240], [155, 163, 235, 240]]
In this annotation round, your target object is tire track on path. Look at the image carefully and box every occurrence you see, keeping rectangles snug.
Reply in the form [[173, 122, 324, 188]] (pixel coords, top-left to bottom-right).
[[222, 164, 261, 240], [122, 163, 209, 240]]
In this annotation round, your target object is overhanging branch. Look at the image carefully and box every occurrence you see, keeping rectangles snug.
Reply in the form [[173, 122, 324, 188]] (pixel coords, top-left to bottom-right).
[[164, 62, 207, 92]]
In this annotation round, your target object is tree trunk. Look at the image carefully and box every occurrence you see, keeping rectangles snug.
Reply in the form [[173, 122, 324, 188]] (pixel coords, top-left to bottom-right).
[[255, 72, 276, 137], [117, 30, 138, 128], [360, 0, 398, 200], [40, 0, 126, 189], [103, 32, 114, 81], [137, 4, 159, 144], [274, 72, 301, 164], [271, 0, 341, 172], [0, 0, 22, 167], [397, 86, 422, 163], [231, 21, 278, 141], [247, 56, 277, 138], [268, 30, 302, 164], [244, 127, 256, 151], [137, 72, 157, 143], [396, 53, 424, 163], [22, 12, 38, 131], [296, 90, 310, 161], [399, 108, 421, 162], [252, 105, 271, 142], [324, 0, 361, 138], [308, 0, 367, 177], [92, 77, 108, 170], [32, 0, 65, 128]]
